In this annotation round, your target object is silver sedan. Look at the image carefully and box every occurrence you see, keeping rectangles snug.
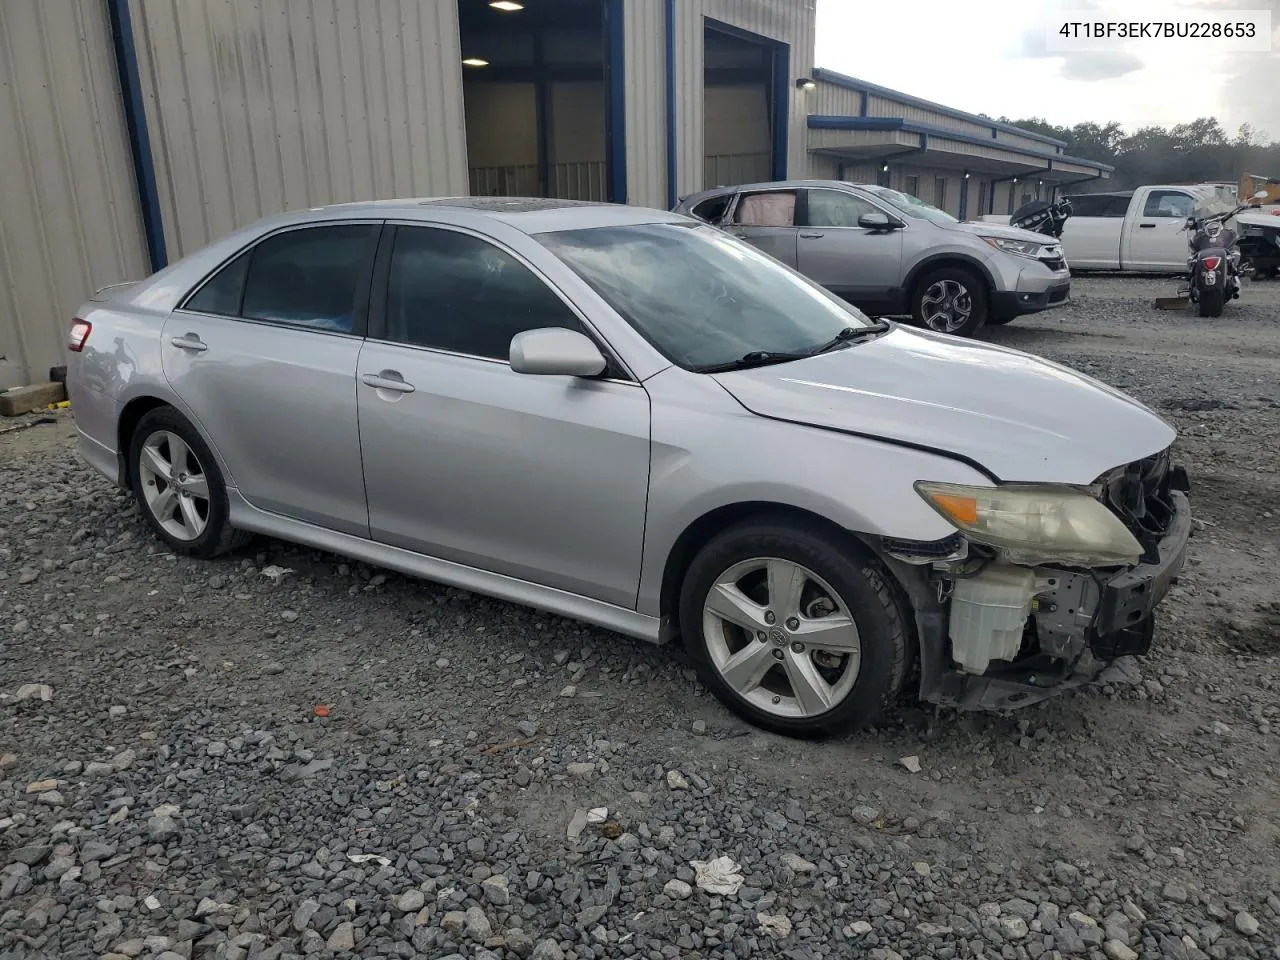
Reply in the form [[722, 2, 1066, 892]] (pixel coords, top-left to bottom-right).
[[68, 197, 1190, 737]]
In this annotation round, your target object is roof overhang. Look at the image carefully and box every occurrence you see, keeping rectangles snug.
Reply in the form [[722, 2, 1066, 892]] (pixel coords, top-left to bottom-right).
[[807, 116, 1113, 183]]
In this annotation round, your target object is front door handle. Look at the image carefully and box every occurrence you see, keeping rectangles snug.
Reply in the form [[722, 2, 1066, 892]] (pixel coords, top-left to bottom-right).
[[1139, 223, 1156, 228], [800, 232, 825, 238], [361, 371, 415, 394], [170, 334, 207, 352]]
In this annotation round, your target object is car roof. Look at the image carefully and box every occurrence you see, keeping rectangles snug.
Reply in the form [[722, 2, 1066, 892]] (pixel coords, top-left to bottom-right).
[[262, 196, 690, 235], [682, 180, 876, 202]]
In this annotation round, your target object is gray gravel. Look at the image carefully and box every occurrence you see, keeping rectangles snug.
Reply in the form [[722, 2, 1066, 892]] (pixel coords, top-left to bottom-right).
[[3, 276, 1280, 959]]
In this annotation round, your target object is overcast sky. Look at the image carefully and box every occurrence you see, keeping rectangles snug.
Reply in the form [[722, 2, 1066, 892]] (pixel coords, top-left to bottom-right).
[[814, 0, 1278, 141]]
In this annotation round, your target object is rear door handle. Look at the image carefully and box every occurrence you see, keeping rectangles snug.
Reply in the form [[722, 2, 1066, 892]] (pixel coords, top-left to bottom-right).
[[170, 334, 207, 352], [361, 371, 415, 394], [800, 232, 825, 238], [1139, 223, 1156, 228]]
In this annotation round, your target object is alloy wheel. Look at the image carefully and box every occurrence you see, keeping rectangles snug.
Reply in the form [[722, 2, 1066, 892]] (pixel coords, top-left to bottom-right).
[[701, 557, 861, 718], [138, 430, 211, 541], [920, 279, 973, 332]]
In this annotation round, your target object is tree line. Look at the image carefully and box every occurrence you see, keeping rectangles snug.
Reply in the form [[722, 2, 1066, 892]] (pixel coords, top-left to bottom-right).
[[985, 116, 1279, 191]]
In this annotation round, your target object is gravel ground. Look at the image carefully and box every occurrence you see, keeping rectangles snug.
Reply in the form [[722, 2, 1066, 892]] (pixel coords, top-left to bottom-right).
[[2, 275, 1279, 960]]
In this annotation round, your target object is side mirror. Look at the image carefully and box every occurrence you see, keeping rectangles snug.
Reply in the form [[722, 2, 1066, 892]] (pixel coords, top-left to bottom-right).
[[858, 212, 892, 230], [1185, 216, 1196, 229], [509, 328, 607, 377]]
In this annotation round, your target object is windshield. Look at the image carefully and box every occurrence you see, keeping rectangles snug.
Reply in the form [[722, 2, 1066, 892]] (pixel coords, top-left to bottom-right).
[[858, 185, 959, 224], [537, 222, 875, 371]]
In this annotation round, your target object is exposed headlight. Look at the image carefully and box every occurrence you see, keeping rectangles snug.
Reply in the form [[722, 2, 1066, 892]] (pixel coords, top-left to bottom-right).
[[981, 236, 1044, 258], [914, 481, 1143, 567]]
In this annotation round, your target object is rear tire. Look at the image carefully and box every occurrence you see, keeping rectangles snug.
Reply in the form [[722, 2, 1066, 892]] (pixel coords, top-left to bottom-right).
[[911, 266, 988, 338], [677, 517, 910, 739], [128, 407, 250, 559], [1197, 284, 1224, 318]]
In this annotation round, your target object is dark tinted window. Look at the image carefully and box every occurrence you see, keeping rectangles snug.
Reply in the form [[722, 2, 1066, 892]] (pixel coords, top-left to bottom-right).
[[240, 224, 377, 333], [691, 194, 732, 222], [185, 251, 250, 316], [385, 226, 581, 360]]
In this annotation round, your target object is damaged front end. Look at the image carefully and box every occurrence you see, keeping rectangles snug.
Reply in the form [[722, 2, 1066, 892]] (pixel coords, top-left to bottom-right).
[[887, 449, 1192, 711]]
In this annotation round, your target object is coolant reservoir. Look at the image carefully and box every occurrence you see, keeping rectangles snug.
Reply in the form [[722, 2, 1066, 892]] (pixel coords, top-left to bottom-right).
[[948, 565, 1037, 675]]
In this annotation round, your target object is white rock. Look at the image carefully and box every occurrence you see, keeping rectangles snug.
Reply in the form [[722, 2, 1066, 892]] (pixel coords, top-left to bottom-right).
[[666, 770, 690, 790], [663, 879, 692, 900], [781, 853, 816, 873], [898, 755, 922, 774], [1103, 941, 1139, 960], [586, 807, 609, 824], [757, 912, 792, 938], [14, 684, 53, 702]]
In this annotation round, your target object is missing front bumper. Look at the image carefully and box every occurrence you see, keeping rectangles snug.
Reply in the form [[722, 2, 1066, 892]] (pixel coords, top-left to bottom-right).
[[915, 489, 1192, 711]]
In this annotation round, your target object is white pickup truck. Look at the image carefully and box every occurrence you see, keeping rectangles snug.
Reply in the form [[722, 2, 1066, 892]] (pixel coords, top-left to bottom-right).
[[981, 184, 1238, 273]]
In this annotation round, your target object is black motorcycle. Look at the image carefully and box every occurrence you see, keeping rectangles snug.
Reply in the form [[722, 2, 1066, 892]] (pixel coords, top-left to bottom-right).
[[1008, 197, 1073, 238], [1180, 198, 1259, 317]]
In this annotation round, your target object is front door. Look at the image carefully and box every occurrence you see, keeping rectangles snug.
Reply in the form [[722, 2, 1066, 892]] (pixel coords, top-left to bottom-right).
[[797, 188, 904, 311], [355, 223, 651, 608], [721, 189, 800, 267], [161, 222, 380, 537]]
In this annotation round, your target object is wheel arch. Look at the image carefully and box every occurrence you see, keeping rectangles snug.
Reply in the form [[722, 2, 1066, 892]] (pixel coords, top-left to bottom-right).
[[903, 254, 996, 307], [116, 394, 233, 490]]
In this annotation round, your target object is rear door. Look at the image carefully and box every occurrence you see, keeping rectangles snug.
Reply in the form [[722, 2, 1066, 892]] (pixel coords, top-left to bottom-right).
[[1123, 188, 1195, 270], [162, 221, 380, 537], [796, 187, 904, 310], [1059, 193, 1129, 268], [721, 189, 800, 266]]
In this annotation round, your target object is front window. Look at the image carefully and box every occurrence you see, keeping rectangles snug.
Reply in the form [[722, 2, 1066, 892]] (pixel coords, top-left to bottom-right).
[[537, 222, 875, 371], [858, 184, 959, 224]]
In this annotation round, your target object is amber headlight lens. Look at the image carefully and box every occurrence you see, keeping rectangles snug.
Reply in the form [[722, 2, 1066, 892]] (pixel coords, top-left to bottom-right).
[[914, 481, 1143, 567]]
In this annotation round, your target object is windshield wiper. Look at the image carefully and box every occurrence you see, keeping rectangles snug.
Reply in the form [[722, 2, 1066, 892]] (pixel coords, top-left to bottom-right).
[[694, 350, 809, 373], [807, 320, 891, 355]]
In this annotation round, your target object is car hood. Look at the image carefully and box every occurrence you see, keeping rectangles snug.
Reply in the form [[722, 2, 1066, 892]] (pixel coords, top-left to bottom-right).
[[710, 326, 1175, 484], [949, 220, 1055, 245]]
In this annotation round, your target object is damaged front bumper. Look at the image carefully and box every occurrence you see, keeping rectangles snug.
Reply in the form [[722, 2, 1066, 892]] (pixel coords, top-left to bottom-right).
[[905, 487, 1192, 712]]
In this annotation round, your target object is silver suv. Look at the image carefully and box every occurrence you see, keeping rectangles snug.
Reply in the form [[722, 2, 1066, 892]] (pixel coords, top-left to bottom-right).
[[675, 180, 1070, 338]]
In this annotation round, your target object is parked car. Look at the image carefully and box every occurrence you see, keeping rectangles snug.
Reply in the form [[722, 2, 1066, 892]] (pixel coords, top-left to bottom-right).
[[67, 197, 1190, 738], [984, 185, 1239, 272], [674, 179, 1070, 337]]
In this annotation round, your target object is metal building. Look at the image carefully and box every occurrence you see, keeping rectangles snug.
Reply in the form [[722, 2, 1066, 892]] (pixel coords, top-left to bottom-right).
[[0, 0, 1106, 390]]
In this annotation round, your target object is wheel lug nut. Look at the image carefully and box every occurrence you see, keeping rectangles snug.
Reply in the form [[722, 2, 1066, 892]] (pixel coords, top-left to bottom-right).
[[772, 649, 784, 661], [756, 631, 767, 642], [764, 611, 776, 625], [786, 617, 799, 630], [791, 642, 805, 653]]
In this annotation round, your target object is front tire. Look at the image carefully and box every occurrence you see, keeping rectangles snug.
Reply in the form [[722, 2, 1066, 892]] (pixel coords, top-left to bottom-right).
[[129, 407, 250, 558], [1197, 283, 1224, 317], [911, 266, 988, 337], [678, 517, 910, 738]]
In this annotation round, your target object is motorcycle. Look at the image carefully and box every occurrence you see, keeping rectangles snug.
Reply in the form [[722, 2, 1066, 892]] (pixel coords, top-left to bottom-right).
[[1179, 190, 1267, 317], [1008, 196, 1073, 238], [1237, 205, 1280, 281]]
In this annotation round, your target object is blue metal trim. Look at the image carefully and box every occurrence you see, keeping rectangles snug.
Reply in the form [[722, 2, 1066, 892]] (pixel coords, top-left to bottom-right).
[[958, 176, 969, 220], [805, 116, 1114, 173], [605, 0, 626, 203], [664, 0, 677, 208], [771, 41, 789, 180], [812, 67, 1070, 149], [105, 0, 167, 271]]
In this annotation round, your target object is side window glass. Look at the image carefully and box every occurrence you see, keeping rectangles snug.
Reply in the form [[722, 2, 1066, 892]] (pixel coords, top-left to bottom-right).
[[240, 224, 377, 333], [733, 191, 796, 226], [1143, 190, 1193, 219], [184, 250, 250, 316], [385, 226, 583, 361], [806, 190, 878, 228], [691, 195, 732, 223]]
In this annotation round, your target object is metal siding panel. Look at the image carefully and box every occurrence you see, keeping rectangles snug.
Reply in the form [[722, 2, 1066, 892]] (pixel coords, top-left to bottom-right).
[[129, 0, 465, 258], [674, 0, 705, 197], [624, 0, 666, 209], [0, 0, 150, 388]]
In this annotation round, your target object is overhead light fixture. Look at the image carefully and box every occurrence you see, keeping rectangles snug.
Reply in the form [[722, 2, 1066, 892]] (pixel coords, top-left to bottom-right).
[[795, 77, 816, 90], [462, 57, 489, 67], [882, 162, 889, 172], [964, 171, 971, 179], [490, 0, 524, 9], [1012, 177, 1018, 183]]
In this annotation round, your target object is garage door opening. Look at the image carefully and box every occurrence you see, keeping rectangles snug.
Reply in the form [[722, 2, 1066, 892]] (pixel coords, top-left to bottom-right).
[[703, 20, 788, 188], [458, 0, 618, 201]]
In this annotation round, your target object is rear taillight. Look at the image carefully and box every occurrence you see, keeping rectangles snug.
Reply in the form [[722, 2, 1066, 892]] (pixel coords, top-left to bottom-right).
[[68, 318, 92, 352], [1201, 256, 1222, 271]]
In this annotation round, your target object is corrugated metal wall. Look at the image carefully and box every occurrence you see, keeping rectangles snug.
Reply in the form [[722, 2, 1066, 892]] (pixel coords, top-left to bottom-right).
[[0, 0, 151, 389], [671, 0, 816, 198], [127, 0, 469, 260], [623, 0, 667, 208]]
